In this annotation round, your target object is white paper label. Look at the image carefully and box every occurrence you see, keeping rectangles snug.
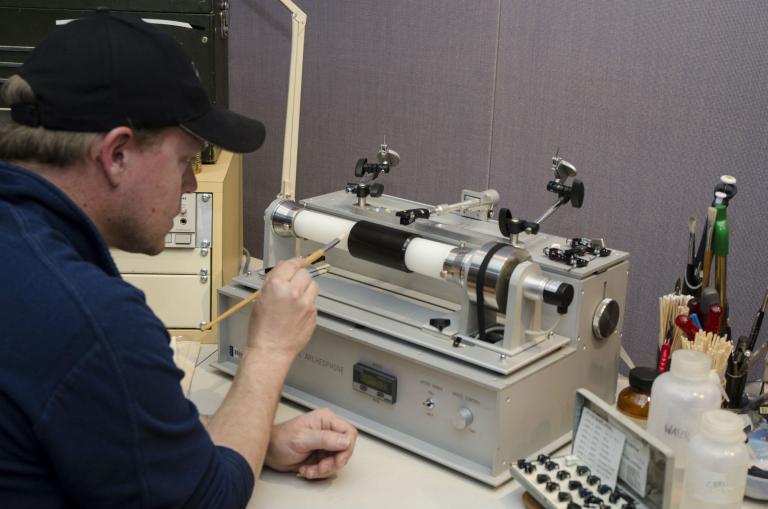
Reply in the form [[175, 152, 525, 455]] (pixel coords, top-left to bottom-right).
[[618, 433, 650, 496], [573, 407, 626, 487]]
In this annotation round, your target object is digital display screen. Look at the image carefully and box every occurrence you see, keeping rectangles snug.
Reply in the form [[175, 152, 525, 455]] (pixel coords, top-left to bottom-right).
[[354, 363, 397, 402], [358, 371, 391, 393]]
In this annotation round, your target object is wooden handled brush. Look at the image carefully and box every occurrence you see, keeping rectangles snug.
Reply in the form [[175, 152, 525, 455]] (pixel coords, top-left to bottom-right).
[[200, 233, 347, 332]]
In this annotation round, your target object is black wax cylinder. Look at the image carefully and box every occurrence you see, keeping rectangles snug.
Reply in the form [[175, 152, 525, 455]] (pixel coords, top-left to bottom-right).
[[347, 221, 415, 272]]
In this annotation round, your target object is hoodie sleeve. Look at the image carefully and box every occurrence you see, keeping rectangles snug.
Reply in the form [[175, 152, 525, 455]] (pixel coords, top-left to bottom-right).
[[34, 292, 254, 509]]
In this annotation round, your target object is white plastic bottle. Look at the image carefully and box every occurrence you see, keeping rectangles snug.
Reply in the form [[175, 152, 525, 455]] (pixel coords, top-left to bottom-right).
[[680, 409, 749, 509], [646, 350, 721, 470]]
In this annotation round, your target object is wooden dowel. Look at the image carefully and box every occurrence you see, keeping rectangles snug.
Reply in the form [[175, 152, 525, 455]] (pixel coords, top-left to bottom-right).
[[201, 247, 328, 332]]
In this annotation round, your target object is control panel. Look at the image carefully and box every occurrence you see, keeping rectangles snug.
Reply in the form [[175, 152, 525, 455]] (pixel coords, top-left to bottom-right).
[[353, 363, 397, 403], [165, 193, 204, 248]]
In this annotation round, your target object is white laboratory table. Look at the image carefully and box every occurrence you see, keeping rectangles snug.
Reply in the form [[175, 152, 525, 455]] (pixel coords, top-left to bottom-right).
[[188, 345, 764, 509]]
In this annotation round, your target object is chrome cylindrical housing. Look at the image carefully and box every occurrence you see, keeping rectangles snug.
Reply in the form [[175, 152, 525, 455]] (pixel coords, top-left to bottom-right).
[[270, 200, 303, 237], [443, 242, 530, 311]]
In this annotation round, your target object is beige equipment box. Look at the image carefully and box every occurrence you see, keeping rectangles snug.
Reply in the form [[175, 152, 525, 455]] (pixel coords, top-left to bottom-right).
[[111, 151, 242, 343]]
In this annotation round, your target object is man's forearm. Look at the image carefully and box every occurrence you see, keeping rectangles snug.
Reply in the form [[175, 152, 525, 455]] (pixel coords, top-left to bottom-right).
[[205, 348, 294, 478]]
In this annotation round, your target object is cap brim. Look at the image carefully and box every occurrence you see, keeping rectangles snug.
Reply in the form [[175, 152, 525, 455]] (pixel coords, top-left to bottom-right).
[[182, 108, 265, 153]]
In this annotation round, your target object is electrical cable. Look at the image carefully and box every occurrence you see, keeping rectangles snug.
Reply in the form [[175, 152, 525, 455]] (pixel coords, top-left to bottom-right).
[[525, 316, 563, 337]]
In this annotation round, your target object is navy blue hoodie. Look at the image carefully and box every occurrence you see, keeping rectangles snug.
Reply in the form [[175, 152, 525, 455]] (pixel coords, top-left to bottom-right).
[[0, 161, 253, 508]]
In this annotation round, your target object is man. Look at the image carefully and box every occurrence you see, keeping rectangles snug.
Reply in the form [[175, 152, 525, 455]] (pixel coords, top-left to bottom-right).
[[0, 12, 357, 508]]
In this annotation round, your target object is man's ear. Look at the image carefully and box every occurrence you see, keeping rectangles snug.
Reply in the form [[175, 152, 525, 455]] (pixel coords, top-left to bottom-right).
[[94, 127, 135, 188]]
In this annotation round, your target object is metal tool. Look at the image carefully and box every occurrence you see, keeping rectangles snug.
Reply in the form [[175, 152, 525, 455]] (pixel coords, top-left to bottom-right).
[[747, 288, 768, 351], [682, 216, 700, 295], [346, 142, 400, 208], [496, 153, 585, 245], [699, 287, 720, 333], [702, 207, 717, 288], [714, 175, 737, 207], [713, 203, 729, 334], [397, 189, 500, 226]]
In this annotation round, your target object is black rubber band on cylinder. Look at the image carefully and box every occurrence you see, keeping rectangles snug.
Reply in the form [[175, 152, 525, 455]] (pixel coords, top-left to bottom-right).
[[476, 243, 508, 342], [347, 221, 415, 272]]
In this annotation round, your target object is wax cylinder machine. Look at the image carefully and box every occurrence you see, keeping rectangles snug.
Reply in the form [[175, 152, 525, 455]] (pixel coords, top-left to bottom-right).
[[214, 150, 628, 486]]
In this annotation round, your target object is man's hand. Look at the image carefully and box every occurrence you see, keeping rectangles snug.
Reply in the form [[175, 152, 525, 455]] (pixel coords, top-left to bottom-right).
[[265, 408, 358, 480], [246, 258, 318, 360], [206, 257, 319, 478]]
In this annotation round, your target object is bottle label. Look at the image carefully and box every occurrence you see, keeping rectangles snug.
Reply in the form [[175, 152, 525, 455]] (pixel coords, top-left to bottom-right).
[[663, 419, 692, 442], [685, 470, 744, 504]]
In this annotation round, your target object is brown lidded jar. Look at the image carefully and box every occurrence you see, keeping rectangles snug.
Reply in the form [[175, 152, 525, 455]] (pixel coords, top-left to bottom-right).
[[617, 366, 660, 427]]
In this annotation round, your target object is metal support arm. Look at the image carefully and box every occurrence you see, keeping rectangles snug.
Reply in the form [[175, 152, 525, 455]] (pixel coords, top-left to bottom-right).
[[277, 0, 307, 201]]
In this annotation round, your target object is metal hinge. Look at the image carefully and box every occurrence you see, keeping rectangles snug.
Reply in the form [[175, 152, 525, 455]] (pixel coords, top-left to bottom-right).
[[199, 268, 209, 284], [218, 1, 230, 39]]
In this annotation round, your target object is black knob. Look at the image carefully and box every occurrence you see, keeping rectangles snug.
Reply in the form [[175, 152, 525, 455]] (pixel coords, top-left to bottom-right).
[[598, 484, 612, 495], [499, 208, 538, 236], [543, 282, 575, 314], [714, 182, 737, 205], [570, 179, 584, 208], [354, 158, 367, 177], [429, 318, 451, 332], [369, 183, 384, 197], [498, 208, 513, 236]]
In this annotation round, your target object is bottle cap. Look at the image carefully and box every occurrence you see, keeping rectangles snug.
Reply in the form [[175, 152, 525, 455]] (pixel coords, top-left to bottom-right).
[[699, 409, 746, 443], [669, 350, 711, 380], [628, 367, 660, 392]]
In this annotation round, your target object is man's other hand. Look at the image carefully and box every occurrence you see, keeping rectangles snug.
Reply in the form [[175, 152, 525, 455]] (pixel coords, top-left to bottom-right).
[[265, 408, 358, 480]]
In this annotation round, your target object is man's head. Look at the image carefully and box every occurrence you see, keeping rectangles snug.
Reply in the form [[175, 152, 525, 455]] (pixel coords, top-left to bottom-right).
[[5, 12, 264, 155], [0, 75, 165, 166], [0, 12, 264, 254]]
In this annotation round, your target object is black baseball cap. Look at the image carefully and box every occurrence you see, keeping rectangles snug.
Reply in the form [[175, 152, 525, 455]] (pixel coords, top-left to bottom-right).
[[11, 11, 265, 153]]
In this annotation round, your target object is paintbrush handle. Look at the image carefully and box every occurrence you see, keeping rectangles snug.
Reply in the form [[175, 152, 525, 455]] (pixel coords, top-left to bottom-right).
[[202, 249, 327, 331], [302, 248, 326, 266], [702, 250, 713, 287], [202, 289, 261, 331], [658, 343, 672, 372], [748, 311, 764, 352], [715, 255, 728, 308]]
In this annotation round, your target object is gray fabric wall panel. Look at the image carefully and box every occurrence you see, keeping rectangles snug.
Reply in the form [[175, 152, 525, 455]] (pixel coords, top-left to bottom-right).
[[230, 0, 293, 257], [230, 1, 768, 372], [231, 0, 500, 253], [490, 1, 768, 369]]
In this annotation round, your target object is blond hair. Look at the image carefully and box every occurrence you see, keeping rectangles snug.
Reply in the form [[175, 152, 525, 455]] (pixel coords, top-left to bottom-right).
[[0, 75, 163, 166]]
